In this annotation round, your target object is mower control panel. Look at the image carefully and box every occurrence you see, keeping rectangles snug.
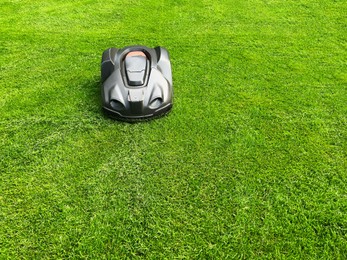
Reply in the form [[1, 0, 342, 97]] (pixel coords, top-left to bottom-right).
[[124, 51, 148, 86]]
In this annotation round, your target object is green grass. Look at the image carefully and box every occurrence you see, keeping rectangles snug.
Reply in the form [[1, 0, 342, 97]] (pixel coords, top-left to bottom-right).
[[1, 0, 346, 258]]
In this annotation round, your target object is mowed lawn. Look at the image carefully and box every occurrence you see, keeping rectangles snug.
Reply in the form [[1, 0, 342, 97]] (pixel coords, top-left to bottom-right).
[[0, 0, 346, 258]]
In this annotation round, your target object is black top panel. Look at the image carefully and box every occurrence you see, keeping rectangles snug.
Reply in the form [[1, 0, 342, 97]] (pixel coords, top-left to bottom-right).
[[124, 53, 148, 86]]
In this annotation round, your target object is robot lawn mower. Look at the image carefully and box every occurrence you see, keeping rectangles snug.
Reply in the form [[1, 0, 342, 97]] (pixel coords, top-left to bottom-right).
[[101, 45, 173, 121]]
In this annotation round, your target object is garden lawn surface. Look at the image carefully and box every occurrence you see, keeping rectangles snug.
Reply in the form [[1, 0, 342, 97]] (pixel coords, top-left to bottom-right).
[[1, 0, 346, 258]]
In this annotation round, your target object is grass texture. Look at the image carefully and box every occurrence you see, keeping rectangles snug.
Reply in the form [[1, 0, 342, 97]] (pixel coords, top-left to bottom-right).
[[0, 0, 346, 258]]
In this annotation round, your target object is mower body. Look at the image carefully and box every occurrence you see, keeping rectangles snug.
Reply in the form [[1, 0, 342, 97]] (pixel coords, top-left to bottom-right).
[[101, 45, 173, 121]]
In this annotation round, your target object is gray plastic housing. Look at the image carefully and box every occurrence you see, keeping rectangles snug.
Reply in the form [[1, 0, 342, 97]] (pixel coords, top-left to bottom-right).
[[101, 45, 173, 121]]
